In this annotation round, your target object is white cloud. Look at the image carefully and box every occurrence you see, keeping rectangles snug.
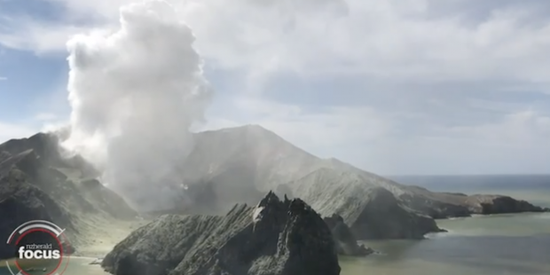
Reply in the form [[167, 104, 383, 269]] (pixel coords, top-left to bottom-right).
[[0, 76, 7, 81], [185, 0, 550, 86], [3, 0, 550, 174], [61, 0, 213, 211], [6, 0, 550, 85]]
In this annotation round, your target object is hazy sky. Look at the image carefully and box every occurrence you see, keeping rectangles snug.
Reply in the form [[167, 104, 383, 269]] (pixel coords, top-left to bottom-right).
[[0, 0, 549, 175]]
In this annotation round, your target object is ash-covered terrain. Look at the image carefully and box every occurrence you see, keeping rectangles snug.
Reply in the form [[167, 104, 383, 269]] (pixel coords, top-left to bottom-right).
[[0, 133, 137, 259], [102, 192, 341, 275], [1, 126, 547, 250], [1, 126, 548, 274], [170, 125, 548, 237]]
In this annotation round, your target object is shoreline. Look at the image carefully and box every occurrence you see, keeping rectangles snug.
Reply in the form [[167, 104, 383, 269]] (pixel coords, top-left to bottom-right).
[[2, 212, 548, 275], [2, 212, 547, 264]]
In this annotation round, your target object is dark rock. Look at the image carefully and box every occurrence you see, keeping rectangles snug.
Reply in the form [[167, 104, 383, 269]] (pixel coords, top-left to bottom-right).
[[0, 134, 136, 220], [347, 187, 441, 239], [323, 214, 373, 256], [0, 133, 63, 166], [0, 133, 138, 260], [0, 169, 73, 259], [101, 192, 341, 275], [0, 133, 99, 177], [402, 190, 550, 219], [0, 151, 11, 163], [467, 195, 548, 214], [399, 186, 549, 219]]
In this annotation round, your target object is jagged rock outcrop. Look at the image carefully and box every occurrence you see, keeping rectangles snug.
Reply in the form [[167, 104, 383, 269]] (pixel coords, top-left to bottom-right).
[[323, 214, 373, 256], [101, 192, 341, 275]]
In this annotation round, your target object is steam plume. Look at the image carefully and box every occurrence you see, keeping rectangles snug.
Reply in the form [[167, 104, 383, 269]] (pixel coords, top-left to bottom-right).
[[62, 0, 212, 211]]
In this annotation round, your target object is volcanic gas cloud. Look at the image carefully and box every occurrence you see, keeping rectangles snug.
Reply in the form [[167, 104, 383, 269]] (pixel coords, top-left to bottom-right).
[[62, 0, 212, 211]]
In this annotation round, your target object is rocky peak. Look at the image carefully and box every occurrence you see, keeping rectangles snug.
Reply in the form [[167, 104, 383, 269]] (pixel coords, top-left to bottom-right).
[[258, 190, 281, 206], [102, 192, 341, 275], [0, 133, 61, 163]]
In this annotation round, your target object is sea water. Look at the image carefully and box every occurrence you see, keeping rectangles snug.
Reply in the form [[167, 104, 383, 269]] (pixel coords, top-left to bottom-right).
[[1, 175, 549, 275], [339, 174, 550, 275], [341, 212, 550, 275]]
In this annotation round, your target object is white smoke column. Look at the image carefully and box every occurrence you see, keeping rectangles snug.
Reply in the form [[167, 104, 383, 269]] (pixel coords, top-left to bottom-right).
[[63, 0, 212, 211]]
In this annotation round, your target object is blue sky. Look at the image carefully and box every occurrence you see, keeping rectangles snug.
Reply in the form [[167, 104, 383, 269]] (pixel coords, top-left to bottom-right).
[[1, 0, 550, 175]]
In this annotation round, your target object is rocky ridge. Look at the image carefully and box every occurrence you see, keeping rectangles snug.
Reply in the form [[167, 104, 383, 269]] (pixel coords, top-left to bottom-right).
[[169, 125, 548, 238], [101, 192, 341, 275], [0, 133, 137, 259], [282, 168, 444, 239]]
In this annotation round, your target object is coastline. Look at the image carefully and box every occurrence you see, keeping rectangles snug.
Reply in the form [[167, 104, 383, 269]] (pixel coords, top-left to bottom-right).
[[2, 211, 548, 275]]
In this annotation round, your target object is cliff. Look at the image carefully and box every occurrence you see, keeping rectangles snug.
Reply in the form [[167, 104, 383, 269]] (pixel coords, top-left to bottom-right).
[[101, 192, 341, 275]]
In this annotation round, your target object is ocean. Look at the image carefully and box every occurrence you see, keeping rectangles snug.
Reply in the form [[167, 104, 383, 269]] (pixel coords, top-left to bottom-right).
[[340, 174, 550, 275], [2, 174, 549, 275]]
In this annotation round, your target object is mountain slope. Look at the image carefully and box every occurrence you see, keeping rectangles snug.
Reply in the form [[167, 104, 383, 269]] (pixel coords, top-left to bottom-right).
[[0, 133, 137, 258], [177, 125, 546, 237], [1, 125, 546, 245], [180, 125, 402, 207], [283, 167, 442, 239]]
